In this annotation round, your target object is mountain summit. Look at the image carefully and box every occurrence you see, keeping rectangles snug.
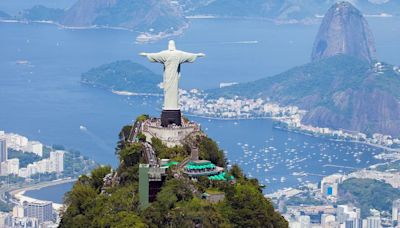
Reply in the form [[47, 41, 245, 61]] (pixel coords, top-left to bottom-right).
[[210, 2, 400, 137], [311, 1, 376, 63]]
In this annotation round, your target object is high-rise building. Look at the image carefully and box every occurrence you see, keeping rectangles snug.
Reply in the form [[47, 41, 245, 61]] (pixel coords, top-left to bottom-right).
[[26, 141, 43, 157], [321, 174, 343, 197], [366, 216, 381, 228], [7, 158, 20, 175], [0, 211, 9, 228], [37, 159, 52, 173], [25, 201, 53, 223], [0, 158, 19, 176], [345, 218, 361, 228], [13, 205, 25, 218], [337, 205, 361, 225], [299, 215, 311, 228], [392, 199, 400, 222], [50, 151, 64, 173], [0, 139, 7, 163], [321, 214, 336, 228]]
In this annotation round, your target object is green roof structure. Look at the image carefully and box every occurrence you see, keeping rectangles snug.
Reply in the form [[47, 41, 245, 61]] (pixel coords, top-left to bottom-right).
[[185, 161, 216, 170], [208, 172, 234, 181], [161, 161, 179, 168]]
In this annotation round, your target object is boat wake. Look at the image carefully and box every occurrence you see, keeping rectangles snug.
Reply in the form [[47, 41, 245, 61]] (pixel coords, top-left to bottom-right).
[[221, 40, 259, 45]]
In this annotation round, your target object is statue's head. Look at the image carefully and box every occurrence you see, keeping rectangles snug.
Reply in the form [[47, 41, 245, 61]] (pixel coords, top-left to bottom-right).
[[168, 40, 176, 51]]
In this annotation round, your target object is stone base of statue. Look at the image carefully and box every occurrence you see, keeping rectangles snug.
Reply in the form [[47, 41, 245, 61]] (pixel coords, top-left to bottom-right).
[[142, 116, 201, 147], [161, 110, 182, 127]]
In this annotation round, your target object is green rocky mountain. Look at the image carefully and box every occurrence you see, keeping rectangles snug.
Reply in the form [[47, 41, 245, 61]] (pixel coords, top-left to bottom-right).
[[61, 0, 187, 31], [81, 60, 162, 94], [21, 5, 64, 21], [210, 2, 400, 137], [339, 178, 400, 218], [14, 0, 187, 33], [59, 116, 288, 227], [211, 55, 400, 137], [311, 1, 376, 63]]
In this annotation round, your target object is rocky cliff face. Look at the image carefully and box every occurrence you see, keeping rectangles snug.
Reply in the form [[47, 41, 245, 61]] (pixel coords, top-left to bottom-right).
[[209, 1, 400, 137], [301, 84, 400, 137], [61, 0, 117, 27], [61, 0, 187, 31], [207, 1, 400, 137], [311, 1, 376, 63]]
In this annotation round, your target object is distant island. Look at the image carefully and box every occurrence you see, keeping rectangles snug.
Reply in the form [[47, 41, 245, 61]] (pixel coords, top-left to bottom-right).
[[81, 60, 162, 95]]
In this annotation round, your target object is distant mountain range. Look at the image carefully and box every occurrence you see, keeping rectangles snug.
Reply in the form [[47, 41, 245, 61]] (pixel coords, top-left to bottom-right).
[[182, 0, 400, 21], [5, 0, 398, 33], [61, 0, 187, 32], [8, 0, 188, 34], [209, 2, 400, 137], [0, 10, 10, 19]]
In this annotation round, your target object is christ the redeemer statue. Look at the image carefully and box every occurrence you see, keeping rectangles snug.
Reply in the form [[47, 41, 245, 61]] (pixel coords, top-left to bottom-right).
[[140, 40, 205, 127]]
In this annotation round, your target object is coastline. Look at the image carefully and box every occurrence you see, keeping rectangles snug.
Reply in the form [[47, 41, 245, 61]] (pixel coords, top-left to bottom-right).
[[110, 89, 400, 153], [9, 178, 77, 211], [0, 19, 187, 43]]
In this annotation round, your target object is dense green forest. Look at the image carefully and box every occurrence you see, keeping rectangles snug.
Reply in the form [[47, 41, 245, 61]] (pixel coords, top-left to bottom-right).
[[59, 118, 287, 227], [22, 5, 64, 21], [81, 60, 162, 94], [339, 178, 400, 218]]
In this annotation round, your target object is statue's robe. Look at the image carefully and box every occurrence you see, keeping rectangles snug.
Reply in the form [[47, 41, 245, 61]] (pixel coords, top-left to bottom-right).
[[146, 50, 198, 110]]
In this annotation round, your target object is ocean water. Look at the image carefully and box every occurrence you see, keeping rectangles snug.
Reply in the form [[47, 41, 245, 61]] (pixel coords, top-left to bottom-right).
[[1, 16, 399, 201], [24, 182, 74, 204]]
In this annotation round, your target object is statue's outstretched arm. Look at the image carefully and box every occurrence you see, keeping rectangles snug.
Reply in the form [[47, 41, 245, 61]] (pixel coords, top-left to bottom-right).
[[180, 52, 206, 63], [139, 52, 166, 63]]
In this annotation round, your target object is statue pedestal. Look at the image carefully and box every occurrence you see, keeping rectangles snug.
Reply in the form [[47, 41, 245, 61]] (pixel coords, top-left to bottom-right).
[[161, 110, 182, 127], [142, 116, 200, 147]]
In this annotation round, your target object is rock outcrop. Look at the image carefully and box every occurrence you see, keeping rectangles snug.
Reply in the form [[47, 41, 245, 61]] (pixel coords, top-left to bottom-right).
[[210, 2, 400, 137], [311, 1, 376, 63], [61, 0, 117, 27]]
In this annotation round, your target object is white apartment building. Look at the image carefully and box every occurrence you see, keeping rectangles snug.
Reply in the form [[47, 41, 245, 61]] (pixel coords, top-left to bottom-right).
[[50, 151, 64, 173], [0, 131, 43, 155], [321, 174, 344, 197], [321, 214, 337, 228], [336, 205, 361, 226], [366, 216, 381, 228], [392, 199, 400, 222], [25, 201, 53, 224], [25, 141, 43, 157], [17, 150, 65, 178], [13, 205, 25, 218], [0, 158, 20, 176]]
